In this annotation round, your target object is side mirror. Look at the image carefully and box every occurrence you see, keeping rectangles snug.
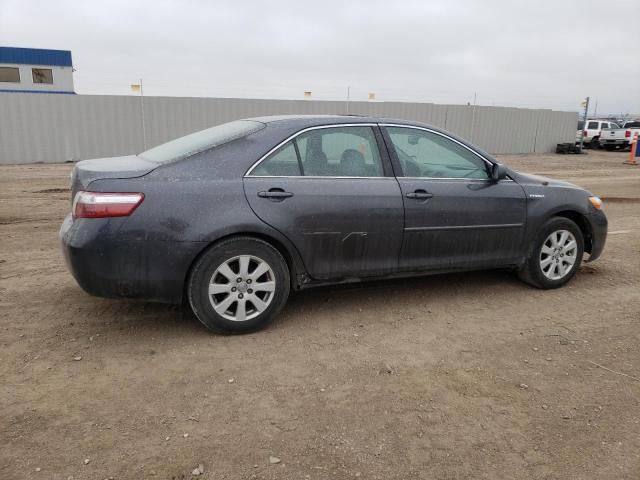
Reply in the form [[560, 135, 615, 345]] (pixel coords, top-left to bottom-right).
[[491, 163, 508, 181]]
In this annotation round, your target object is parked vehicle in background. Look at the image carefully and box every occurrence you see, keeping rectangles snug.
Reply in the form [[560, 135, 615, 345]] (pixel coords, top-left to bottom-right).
[[600, 121, 640, 151], [576, 119, 619, 149]]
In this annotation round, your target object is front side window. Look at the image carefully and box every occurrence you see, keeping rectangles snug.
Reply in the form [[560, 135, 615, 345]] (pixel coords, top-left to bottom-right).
[[251, 126, 384, 177], [0, 67, 20, 83], [32, 68, 53, 84], [386, 127, 490, 179]]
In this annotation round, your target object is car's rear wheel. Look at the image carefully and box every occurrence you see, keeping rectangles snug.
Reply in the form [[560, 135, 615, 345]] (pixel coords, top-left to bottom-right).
[[518, 217, 584, 289], [187, 237, 290, 333], [591, 136, 600, 149]]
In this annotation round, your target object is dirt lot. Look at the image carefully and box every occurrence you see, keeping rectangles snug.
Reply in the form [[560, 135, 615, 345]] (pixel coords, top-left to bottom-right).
[[1, 150, 639, 480]]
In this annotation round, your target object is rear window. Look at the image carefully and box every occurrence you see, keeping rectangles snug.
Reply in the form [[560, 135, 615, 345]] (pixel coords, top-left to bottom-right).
[[587, 121, 599, 129], [577, 120, 585, 130], [624, 121, 640, 128], [139, 120, 265, 164]]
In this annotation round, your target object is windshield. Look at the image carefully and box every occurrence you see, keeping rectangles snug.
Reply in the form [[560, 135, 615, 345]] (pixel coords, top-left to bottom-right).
[[139, 120, 265, 164]]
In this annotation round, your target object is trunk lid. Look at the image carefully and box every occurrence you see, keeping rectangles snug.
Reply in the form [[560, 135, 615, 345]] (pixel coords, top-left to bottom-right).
[[70, 155, 158, 199]]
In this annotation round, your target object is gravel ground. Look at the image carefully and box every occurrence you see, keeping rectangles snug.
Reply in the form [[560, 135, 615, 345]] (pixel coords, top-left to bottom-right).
[[1, 150, 639, 480]]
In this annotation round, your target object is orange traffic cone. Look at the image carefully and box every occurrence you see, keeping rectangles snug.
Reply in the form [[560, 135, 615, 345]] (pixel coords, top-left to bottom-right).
[[625, 132, 639, 165]]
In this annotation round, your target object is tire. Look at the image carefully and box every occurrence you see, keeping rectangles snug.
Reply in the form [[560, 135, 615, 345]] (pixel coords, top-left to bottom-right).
[[518, 217, 584, 289], [187, 237, 290, 334], [591, 136, 600, 149]]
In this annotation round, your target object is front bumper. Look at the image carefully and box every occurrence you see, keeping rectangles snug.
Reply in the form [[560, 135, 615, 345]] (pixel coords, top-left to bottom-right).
[[59, 214, 204, 303], [584, 210, 607, 262]]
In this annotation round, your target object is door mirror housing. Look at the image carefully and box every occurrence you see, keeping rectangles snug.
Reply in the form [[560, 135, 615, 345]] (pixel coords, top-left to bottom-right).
[[491, 163, 508, 181]]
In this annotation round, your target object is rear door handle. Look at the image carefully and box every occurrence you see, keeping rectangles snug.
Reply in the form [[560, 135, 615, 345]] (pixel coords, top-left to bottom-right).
[[258, 190, 294, 200], [406, 190, 433, 200]]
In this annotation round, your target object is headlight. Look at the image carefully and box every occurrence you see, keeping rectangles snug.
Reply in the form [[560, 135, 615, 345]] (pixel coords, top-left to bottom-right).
[[589, 196, 603, 210]]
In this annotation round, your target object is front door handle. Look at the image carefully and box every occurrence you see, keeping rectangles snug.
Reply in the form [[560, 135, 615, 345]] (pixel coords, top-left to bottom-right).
[[258, 189, 294, 200], [406, 190, 433, 200]]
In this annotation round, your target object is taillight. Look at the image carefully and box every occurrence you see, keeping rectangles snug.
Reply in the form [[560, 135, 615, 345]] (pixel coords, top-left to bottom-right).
[[73, 191, 144, 218], [583, 130, 587, 137], [625, 130, 631, 138]]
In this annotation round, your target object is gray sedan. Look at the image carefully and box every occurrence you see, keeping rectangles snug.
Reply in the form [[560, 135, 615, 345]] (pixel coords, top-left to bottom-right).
[[60, 115, 607, 333]]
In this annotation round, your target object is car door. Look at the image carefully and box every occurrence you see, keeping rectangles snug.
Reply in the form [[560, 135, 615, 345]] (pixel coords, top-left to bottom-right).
[[381, 125, 526, 271], [586, 121, 600, 141], [243, 124, 404, 280]]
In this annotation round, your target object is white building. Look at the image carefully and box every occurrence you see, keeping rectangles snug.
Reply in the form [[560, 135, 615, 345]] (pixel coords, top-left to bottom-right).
[[0, 47, 75, 94]]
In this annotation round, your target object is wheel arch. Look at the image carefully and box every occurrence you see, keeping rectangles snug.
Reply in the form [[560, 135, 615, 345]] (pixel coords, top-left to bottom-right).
[[182, 231, 307, 303], [552, 210, 593, 254]]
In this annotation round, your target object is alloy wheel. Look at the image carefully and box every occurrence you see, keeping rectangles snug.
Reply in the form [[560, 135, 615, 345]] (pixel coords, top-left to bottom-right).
[[208, 255, 276, 321], [539, 229, 578, 281]]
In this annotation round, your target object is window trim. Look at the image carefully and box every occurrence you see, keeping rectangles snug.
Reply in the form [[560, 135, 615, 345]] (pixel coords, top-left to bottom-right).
[[0, 66, 21, 83], [380, 123, 505, 181], [32, 67, 54, 84], [245, 123, 386, 178], [245, 122, 508, 182]]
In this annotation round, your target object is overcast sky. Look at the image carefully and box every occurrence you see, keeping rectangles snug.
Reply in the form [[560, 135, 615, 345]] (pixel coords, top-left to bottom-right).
[[1, 0, 638, 114]]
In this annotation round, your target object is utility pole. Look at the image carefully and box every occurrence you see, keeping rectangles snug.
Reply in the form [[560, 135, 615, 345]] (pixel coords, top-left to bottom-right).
[[578, 96, 590, 152], [346, 86, 350, 114], [139, 78, 147, 150], [470, 91, 477, 142]]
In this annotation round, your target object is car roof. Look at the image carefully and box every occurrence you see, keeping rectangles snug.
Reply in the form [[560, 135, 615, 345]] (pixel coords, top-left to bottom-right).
[[248, 114, 434, 129]]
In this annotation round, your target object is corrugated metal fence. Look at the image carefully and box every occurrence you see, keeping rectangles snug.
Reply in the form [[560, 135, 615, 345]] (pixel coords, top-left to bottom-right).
[[0, 93, 578, 164]]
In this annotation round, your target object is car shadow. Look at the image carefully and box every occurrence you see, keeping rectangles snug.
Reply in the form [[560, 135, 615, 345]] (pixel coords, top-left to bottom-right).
[[277, 268, 525, 322], [60, 269, 530, 337]]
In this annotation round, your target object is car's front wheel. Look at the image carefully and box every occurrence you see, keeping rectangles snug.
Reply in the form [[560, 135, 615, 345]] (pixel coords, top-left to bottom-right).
[[187, 237, 290, 333], [518, 217, 584, 289]]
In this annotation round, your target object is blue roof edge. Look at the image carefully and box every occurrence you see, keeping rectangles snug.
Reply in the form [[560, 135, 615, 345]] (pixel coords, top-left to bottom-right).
[[0, 47, 73, 67]]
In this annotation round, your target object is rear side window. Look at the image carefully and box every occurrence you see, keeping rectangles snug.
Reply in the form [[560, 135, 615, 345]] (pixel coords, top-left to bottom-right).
[[251, 142, 300, 176], [140, 120, 265, 164], [251, 126, 384, 177], [587, 121, 599, 129]]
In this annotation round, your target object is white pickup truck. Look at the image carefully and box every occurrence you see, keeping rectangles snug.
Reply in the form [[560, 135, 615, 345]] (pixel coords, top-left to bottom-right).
[[575, 119, 619, 149], [600, 121, 640, 151]]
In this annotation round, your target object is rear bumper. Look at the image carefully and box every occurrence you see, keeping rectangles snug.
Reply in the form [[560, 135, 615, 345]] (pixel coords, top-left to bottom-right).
[[59, 214, 204, 303], [602, 139, 629, 147], [584, 210, 607, 262]]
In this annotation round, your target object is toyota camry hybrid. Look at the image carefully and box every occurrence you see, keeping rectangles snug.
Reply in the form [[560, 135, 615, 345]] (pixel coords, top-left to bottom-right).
[[60, 115, 607, 333]]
